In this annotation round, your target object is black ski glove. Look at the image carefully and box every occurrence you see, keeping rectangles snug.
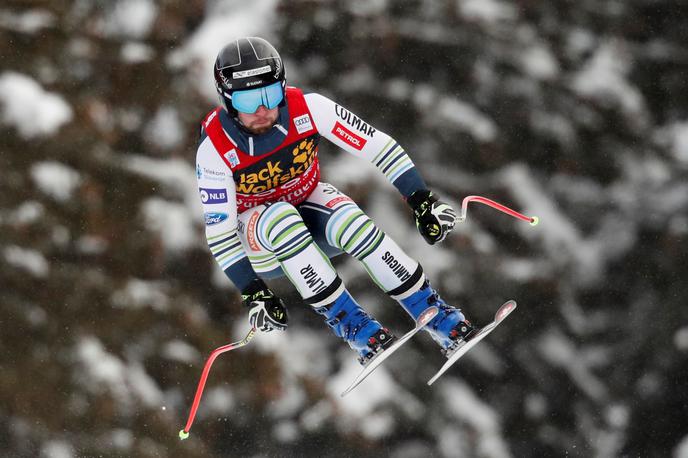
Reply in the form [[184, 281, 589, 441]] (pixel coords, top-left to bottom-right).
[[407, 189, 457, 245], [241, 279, 288, 332]]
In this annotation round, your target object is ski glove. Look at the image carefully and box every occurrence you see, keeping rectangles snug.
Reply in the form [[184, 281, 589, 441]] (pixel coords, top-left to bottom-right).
[[241, 280, 288, 332], [407, 189, 458, 245]]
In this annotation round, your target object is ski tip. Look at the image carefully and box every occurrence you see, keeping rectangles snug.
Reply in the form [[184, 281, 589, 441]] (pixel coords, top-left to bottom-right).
[[179, 429, 190, 440], [495, 300, 517, 322]]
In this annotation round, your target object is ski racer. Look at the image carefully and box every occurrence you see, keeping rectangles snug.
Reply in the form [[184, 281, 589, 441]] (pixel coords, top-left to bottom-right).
[[196, 37, 476, 366]]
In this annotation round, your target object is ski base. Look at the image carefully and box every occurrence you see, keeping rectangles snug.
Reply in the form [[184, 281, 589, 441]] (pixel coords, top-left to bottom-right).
[[340, 305, 439, 397], [427, 300, 517, 386]]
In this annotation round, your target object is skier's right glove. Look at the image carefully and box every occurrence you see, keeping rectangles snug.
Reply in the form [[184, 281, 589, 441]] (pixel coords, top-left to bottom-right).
[[241, 279, 288, 332], [407, 189, 458, 245]]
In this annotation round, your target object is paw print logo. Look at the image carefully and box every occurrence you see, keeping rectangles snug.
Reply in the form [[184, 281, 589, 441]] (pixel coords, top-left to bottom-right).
[[292, 139, 314, 164]]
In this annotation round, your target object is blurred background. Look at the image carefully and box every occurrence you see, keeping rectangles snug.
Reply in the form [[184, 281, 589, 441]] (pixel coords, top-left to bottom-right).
[[1, 1, 687, 457]]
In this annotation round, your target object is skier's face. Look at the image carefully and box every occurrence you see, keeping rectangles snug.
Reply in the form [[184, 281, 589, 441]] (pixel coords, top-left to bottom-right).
[[237, 105, 279, 135]]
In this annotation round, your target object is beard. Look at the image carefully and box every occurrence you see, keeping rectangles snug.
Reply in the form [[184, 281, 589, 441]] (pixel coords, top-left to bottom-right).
[[239, 110, 279, 135], [246, 123, 273, 135]]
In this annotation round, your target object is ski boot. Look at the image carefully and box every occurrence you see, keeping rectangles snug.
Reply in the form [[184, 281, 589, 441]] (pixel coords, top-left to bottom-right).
[[314, 289, 397, 365], [398, 280, 477, 357]]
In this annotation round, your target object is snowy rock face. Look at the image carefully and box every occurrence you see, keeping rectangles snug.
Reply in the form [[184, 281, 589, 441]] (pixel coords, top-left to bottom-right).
[[0, 72, 73, 138], [1, 1, 687, 458]]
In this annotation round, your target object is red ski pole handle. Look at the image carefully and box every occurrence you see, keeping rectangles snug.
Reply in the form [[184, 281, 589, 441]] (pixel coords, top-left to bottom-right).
[[458, 195, 539, 226], [179, 327, 257, 440]]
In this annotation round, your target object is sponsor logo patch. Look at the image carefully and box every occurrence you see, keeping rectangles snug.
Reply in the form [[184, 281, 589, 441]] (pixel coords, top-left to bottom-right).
[[247, 211, 261, 251], [232, 65, 272, 79], [325, 196, 353, 208], [335, 104, 376, 137], [300, 264, 328, 295], [199, 187, 228, 204], [332, 121, 367, 151], [198, 166, 226, 182], [382, 251, 412, 282], [293, 114, 313, 134], [224, 149, 240, 167], [236, 138, 317, 194], [204, 212, 228, 226]]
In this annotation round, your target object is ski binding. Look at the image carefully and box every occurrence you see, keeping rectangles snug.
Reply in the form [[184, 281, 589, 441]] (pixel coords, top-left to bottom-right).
[[427, 300, 517, 386], [341, 305, 439, 397]]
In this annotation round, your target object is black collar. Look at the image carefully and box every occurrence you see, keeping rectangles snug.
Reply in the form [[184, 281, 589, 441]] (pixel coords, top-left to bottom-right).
[[218, 104, 290, 156]]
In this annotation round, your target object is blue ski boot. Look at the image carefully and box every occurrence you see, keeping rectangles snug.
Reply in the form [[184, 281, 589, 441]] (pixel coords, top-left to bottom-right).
[[314, 289, 396, 365], [398, 280, 477, 356]]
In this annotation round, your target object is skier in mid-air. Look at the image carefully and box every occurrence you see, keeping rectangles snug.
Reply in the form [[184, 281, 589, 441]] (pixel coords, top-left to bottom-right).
[[196, 37, 476, 366]]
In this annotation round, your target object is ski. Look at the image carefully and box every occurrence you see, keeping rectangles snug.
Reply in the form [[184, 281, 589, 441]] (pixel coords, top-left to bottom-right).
[[427, 300, 517, 386], [341, 305, 439, 397]]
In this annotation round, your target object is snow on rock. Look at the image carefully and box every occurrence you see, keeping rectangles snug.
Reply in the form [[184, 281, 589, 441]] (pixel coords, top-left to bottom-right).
[[654, 120, 688, 166], [269, 378, 308, 420], [327, 356, 398, 438], [300, 400, 334, 432], [167, 0, 280, 102], [201, 386, 235, 416], [104, 429, 134, 451], [537, 328, 609, 401], [143, 106, 184, 150], [10, 201, 45, 225], [328, 356, 395, 415], [127, 361, 165, 407], [519, 42, 560, 81], [439, 379, 511, 458], [570, 40, 647, 120], [75, 336, 164, 409], [75, 234, 108, 255], [122, 153, 205, 258], [675, 435, 688, 458], [121, 41, 156, 64], [3, 245, 50, 278], [40, 440, 74, 458], [161, 339, 201, 363], [273, 420, 300, 443], [76, 336, 132, 405], [31, 161, 82, 202], [674, 327, 688, 352], [501, 164, 606, 286], [457, 0, 518, 25], [101, 0, 158, 39], [409, 83, 497, 142], [256, 327, 330, 421], [326, 350, 424, 438], [0, 72, 73, 138], [140, 197, 196, 253], [359, 410, 396, 440], [566, 28, 596, 60], [111, 278, 170, 311], [274, 328, 332, 379], [437, 97, 498, 143], [0, 9, 55, 34], [124, 154, 198, 209], [530, 110, 576, 148]]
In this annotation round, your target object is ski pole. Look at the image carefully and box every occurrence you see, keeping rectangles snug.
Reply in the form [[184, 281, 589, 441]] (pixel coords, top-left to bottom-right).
[[458, 195, 539, 226], [179, 327, 257, 440]]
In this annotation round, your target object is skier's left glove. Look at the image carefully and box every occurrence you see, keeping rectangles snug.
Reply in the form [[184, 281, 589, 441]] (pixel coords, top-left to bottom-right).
[[407, 189, 457, 245], [241, 279, 288, 332]]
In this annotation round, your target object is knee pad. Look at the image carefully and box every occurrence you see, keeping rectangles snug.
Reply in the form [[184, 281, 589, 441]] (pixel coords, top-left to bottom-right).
[[256, 201, 306, 251]]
